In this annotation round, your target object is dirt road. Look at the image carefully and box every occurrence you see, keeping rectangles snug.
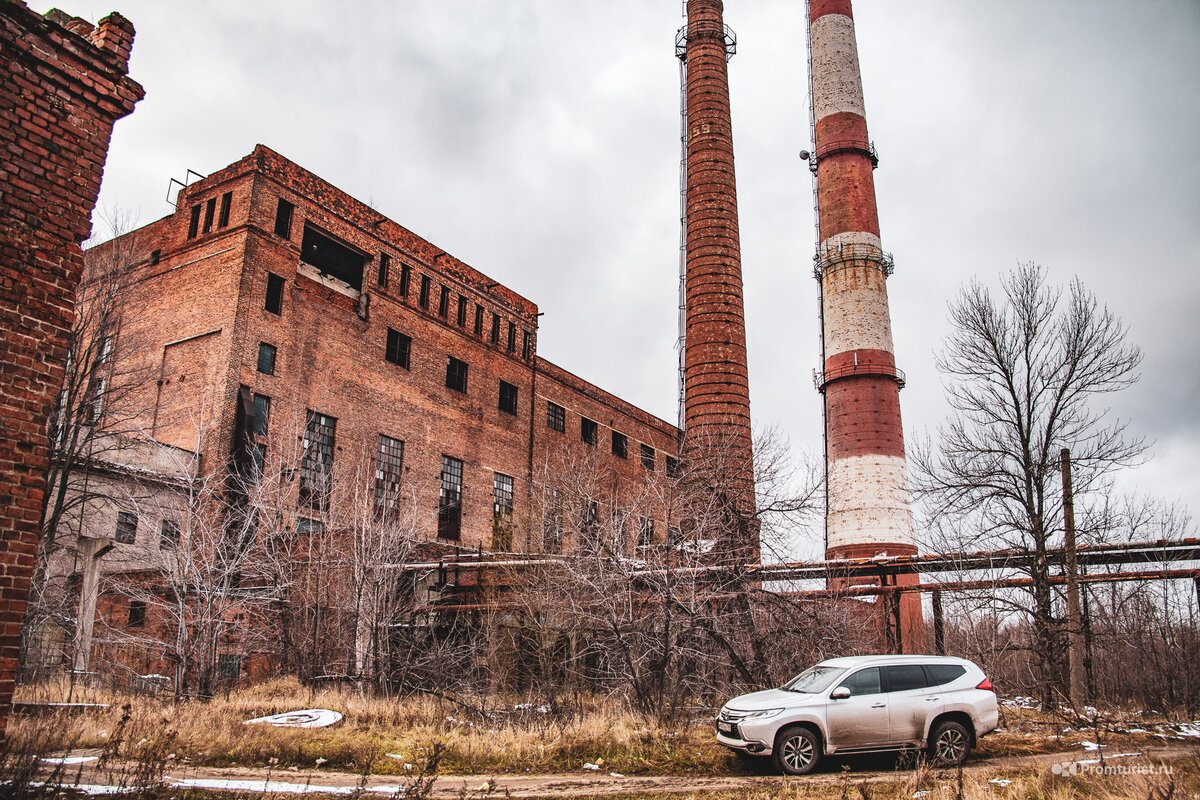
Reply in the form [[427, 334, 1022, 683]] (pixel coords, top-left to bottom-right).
[[43, 744, 1196, 798]]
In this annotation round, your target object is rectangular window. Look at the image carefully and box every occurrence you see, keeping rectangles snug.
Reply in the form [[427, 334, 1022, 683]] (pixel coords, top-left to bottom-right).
[[265, 272, 284, 315], [256, 342, 276, 375], [399, 263, 411, 297], [499, 381, 518, 415], [250, 442, 265, 484], [127, 599, 146, 628], [300, 225, 366, 292], [581, 417, 598, 446], [378, 253, 390, 288], [296, 517, 325, 534], [438, 286, 449, 318], [640, 443, 655, 470], [446, 356, 468, 393], [374, 434, 405, 516], [490, 313, 501, 344], [542, 489, 562, 553], [202, 196, 216, 233], [492, 472, 514, 550], [666, 455, 680, 478], [611, 431, 627, 459], [218, 191, 232, 227], [115, 511, 137, 544], [438, 455, 463, 540], [507, 322, 516, 353], [474, 304, 484, 337], [386, 328, 411, 369], [299, 410, 336, 510], [522, 331, 532, 361], [547, 402, 565, 432], [187, 204, 201, 239], [274, 199, 294, 239], [418, 275, 430, 309], [149, 249, 161, 266], [456, 295, 467, 327], [252, 394, 270, 437], [160, 520, 181, 550], [217, 653, 242, 681], [638, 517, 655, 551], [87, 376, 106, 424]]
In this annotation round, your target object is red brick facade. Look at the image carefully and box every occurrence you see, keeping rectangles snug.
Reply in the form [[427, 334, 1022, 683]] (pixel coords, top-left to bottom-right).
[[0, 1, 142, 737]]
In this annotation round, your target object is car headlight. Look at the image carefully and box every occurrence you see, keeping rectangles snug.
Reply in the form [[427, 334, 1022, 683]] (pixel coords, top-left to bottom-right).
[[741, 708, 783, 721]]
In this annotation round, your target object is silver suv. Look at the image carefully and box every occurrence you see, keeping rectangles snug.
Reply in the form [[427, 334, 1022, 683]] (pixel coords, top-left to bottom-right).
[[716, 655, 999, 775]]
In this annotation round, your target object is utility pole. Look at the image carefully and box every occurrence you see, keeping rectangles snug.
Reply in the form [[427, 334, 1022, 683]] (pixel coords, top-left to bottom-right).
[[1060, 448, 1087, 711]]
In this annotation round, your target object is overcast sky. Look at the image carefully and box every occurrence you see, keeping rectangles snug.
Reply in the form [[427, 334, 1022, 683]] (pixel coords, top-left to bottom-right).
[[38, 0, 1199, 551]]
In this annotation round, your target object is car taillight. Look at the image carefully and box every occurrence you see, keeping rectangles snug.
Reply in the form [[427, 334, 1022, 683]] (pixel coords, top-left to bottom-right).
[[976, 677, 994, 692]]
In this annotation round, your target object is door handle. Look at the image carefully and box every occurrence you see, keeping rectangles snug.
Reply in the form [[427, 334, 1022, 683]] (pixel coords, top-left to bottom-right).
[[871, 703, 885, 708], [925, 696, 940, 702]]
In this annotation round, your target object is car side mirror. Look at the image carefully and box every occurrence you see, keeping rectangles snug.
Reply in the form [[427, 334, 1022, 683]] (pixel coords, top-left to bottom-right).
[[831, 687, 851, 700]]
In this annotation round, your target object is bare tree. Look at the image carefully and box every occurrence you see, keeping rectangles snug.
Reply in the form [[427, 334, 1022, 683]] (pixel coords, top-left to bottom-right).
[[913, 262, 1146, 704]]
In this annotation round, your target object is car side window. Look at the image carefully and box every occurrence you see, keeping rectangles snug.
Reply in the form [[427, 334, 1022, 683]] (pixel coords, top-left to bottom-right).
[[885, 664, 929, 692], [836, 667, 882, 696], [926, 664, 966, 687]]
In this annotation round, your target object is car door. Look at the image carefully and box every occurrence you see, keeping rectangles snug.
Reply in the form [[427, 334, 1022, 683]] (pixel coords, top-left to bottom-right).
[[884, 664, 933, 744], [825, 666, 890, 749]]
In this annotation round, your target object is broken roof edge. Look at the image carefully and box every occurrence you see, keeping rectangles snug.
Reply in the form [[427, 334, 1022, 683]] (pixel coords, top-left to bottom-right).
[[177, 145, 538, 321]]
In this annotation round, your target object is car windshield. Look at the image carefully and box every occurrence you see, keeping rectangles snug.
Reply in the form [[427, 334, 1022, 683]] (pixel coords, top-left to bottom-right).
[[781, 665, 845, 693]]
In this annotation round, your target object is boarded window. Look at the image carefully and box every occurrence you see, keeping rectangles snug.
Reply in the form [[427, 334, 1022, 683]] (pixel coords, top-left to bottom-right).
[[374, 434, 405, 516], [446, 356, 468, 393], [115, 511, 137, 544], [265, 273, 284, 314], [274, 199, 294, 239], [499, 381, 518, 415], [611, 431, 627, 459], [300, 225, 366, 292], [581, 417, 598, 446], [300, 410, 336, 510], [547, 402, 565, 432], [492, 472, 514, 550], [438, 455, 463, 540], [386, 328, 411, 369], [257, 342, 276, 375]]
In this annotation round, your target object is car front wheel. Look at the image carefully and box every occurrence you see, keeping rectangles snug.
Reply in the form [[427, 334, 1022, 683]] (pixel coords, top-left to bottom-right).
[[929, 720, 971, 767], [773, 725, 821, 775]]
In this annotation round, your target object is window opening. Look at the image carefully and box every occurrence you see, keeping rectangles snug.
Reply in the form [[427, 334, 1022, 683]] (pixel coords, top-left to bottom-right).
[[457, 295, 467, 327], [374, 434, 405, 516], [612, 432, 628, 459], [542, 489, 562, 553], [187, 204, 201, 239], [581, 417, 598, 446], [507, 322, 516, 353], [638, 517, 655, 551], [419, 275, 430, 309], [438, 286, 449, 318], [378, 253, 390, 288], [300, 410, 336, 510], [640, 444, 655, 470], [386, 328, 411, 369], [149, 249, 161, 266], [202, 197, 216, 233], [252, 394, 270, 436], [160, 520, 181, 550], [490, 313, 501, 344], [666, 456, 680, 478], [257, 342, 276, 375], [492, 472, 514, 550], [474, 304, 484, 336], [438, 455, 463, 540], [499, 381, 518, 415], [399, 263, 411, 297], [274, 199, 294, 239], [127, 599, 146, 627], [115, 511, 137, 544], [265, 273, 284, 315], [522, 331, 532, 360], [218, 191, 232, 227], [547, 402, 565, 432], [300, 224, 366, 292], [446, 356, 468, 393]]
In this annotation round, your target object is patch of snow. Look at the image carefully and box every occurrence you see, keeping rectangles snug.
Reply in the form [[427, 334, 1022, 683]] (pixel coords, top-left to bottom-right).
[[1079, 741, 1107, 751], [988, 778, 1013, 786], [244, 709, 342, 729], [41, 756, 99, 765], [172, 778, 352, 795], [583, 762, 600, 770], [610, 772, 625, 778]]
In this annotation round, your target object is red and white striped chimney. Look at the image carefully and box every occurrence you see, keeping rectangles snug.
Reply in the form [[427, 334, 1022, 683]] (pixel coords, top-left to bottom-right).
[[807, 0, 922, 647]]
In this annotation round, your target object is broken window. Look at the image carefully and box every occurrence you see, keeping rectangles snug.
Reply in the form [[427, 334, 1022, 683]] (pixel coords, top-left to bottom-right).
[[611, 431, 627, 459], [419, 275, 430, 309], [252, 394, 270, 437], [202, 196, 216, 233], [296, 518, 324, 534], [493, 472, 514, 550], [499, 380, 518, 415], [547, 401, 565, 432], [438, 455, 463, 540], [638, 517, 655, 551], [522, 331, 532, 361], [374, 434, 404, 516], [250, 442, 265, 484], [378, 253, 390, 288], [218, 191, 232, 227], [666, 456, 680, 478], [187, 204, 201, 239], [399, 263, 411, 297], [160, 520, 181, 550], [299, 410, 336, 511], [446, 356, 468, 393], [257, 342, 276, 375], [115, 511, 137, 544], [581, 417, 598, 446], [507, 322, 516, 353], [490, 313, 501, 344], [386, 328, 411, 369], [474, 304, 484, 337], [265, 273, 284, 315], [457, 295, 467, 327], [300, 224, 366, 292], [274, 199, 294, 239], [640, 444, 655, 470], [127, 599, 146, 628], [438, 286, 449, 318]]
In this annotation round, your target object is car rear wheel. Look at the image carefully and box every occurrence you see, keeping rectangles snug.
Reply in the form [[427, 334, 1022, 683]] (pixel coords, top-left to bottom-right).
[[773, 725, 821, 775], [929, 720, 971, 767]]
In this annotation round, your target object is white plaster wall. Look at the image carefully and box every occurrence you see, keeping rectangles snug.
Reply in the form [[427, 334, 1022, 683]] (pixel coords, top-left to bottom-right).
[[827, 454, 916, 549], [811, 13, 865, 122], [822, 265, 895, 356]]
